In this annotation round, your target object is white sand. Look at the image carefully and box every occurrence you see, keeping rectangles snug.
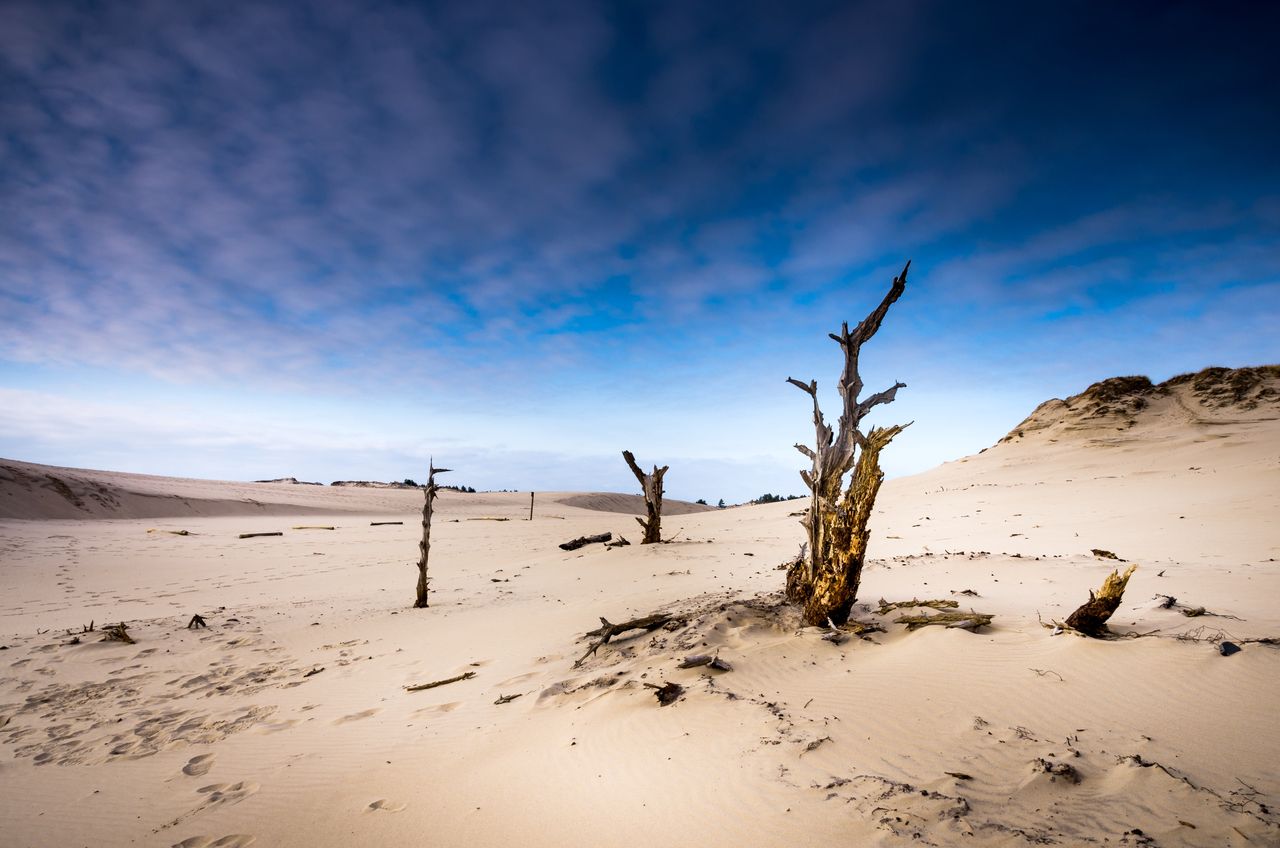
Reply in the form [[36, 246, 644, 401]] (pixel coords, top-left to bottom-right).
[[1, 370, 1277, 847]]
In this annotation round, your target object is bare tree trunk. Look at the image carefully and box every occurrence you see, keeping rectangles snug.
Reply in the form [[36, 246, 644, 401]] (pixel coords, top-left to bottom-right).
[[414, 461, 451, 609], [622, 450, 668, 544], [786, 262, 911, 626]]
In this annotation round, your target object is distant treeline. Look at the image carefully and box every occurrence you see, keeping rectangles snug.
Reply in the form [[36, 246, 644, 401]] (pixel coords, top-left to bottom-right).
[[751, 493, 804, 504]]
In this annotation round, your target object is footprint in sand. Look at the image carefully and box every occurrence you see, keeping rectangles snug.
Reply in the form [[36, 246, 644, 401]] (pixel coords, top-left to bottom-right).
[[183, 753, 215, 776], [411, 702, 461, 718], [195, 781, 259, 810], [334, 708, 379, 724], [171, 835, 257, 848], [161, 782, 259, 830], [366, 799, 407, 812], [497, 671, 542, 688]]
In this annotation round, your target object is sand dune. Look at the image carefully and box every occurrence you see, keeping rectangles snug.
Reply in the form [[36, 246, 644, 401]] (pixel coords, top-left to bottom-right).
[[0, 366, 1277, 847], [555, 492, 714, 516]]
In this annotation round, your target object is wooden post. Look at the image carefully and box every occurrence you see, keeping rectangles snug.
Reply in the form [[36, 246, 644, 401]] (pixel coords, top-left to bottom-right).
[[529, 492, 535, 521], [785, 261, 911, 626], [622, 451, 668, 544], [415, 460, 451, 609]]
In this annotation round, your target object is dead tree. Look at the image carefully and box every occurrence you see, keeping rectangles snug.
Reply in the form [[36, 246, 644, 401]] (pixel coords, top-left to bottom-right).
[[414, 460, 451, 608], [622, 450, 668, 544], [785, 261, 911, 627]]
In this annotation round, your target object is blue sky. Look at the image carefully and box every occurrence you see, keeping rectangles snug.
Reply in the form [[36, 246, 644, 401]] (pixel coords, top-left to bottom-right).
[[1, 0, 1277, 502]]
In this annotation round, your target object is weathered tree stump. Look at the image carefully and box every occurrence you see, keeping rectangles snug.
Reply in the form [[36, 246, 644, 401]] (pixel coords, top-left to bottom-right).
[[102, 622, 134, 644], [622, 450, 668, 544], [1065, 564, 1137, 636]]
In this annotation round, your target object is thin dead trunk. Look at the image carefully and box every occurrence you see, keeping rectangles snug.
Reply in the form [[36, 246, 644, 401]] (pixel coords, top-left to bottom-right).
[[786, 262, 912, 626], [622, 450, 668, 544], [414, 461, 451, 609]]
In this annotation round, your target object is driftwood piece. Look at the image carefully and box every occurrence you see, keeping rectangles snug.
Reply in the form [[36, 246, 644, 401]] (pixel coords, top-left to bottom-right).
[[605, 535, 631, 548], [576, 613, 679, 666], [622, 450, 668, 544], [677, 654, 730, 670], [1153, 593, 1240, 620], [148, 529, 191, 536], [371, 521, 403, 526], [1091, 548, 1121, 560], [414, 462, 451, 609], [877, 598, 960, 614], [404, 670, 475, 692], [304, 667, 324, 677], [560, 532, 612, 551], [895, 611, 994, 631], [102, 622, 135, 644], [186, 614, 207, 629], [494, 693, 523, 705], [291, 525, 335, 530], [644, 681, 683, 705], [467, 517, 510, 521], [785, 262, 911, 627], [238, 532, 282, 539], [1065, 564, 1137, 637]]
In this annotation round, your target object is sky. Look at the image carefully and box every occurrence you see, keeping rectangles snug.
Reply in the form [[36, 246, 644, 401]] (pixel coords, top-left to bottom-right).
[[1, 0, 1278, 503]]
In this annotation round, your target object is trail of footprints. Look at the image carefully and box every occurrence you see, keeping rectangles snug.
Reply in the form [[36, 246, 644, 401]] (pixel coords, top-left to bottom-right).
[[1, 621, 301, 767]]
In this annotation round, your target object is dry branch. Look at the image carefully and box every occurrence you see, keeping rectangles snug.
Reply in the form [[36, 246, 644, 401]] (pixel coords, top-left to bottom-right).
[[894, 611, 994, 631], [877, 598, 960, 614], [576, 613, 681, 666], [371, 521, 403, 526], [404, 670, 475, 692], [291, 525, 335, 530], [238, 532, 282, 539], [186, 614, 207, 629], [559, 532, 612, 551], [1065, 564, 1137, 637]]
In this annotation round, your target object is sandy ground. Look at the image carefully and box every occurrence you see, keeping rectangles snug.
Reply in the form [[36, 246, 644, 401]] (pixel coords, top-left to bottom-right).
[[1, 376, 1278, 847]]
